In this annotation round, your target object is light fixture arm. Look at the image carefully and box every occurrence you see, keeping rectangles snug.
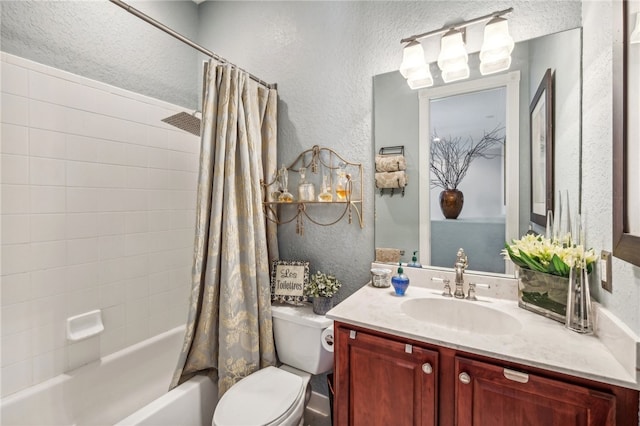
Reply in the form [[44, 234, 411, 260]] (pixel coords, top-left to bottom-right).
[[400, 7, 514, 44]]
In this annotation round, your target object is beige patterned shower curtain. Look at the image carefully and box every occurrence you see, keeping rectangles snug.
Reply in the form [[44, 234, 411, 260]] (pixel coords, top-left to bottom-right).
[[170, 62, 278, 397]]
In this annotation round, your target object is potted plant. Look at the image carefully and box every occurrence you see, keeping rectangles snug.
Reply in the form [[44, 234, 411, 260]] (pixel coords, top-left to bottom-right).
[[430, 126, 504, 219], [305, 271, 342, 315], [503, 233, 597, 322]]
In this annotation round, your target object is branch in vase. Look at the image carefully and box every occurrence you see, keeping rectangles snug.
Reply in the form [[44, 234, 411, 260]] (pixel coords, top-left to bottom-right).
[[430, 125, 505, 190]]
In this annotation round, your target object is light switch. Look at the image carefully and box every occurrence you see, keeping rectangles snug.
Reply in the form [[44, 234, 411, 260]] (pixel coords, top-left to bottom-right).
[[601, 250, 612, 293]]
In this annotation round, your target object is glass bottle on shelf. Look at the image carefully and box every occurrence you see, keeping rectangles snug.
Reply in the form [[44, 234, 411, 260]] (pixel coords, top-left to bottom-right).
[[277, 164, 294, 202], [270, 166, 281, 201], [336, 162, 351, 201], [317, 171, 333, 202], [297, 167, 315, 201]]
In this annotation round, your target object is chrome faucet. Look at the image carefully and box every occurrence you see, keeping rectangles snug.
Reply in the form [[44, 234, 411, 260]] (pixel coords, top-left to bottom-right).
[[453, 248, 468, 299]]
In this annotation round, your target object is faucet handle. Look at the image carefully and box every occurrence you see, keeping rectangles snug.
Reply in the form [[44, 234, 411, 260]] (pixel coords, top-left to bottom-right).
[[431, 277, 453, 297], [466, 282, 477, 301], [442, 279, 452, 297]]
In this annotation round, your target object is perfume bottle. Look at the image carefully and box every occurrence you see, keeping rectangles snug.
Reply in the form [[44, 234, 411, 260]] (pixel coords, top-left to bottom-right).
[[297, 167, 315, 201], [277, 165, 294, 202], [317, 172, 333, 202], [336, 162, 351, 201]]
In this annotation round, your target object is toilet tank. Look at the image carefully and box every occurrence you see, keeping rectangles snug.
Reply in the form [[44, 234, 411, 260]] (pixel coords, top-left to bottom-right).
[[271, 303, 333, 375]]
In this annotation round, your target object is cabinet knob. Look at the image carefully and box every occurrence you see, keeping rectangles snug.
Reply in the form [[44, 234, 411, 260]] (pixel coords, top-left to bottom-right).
[[421, 363, 433, 374], [459, 372, 471, 384]]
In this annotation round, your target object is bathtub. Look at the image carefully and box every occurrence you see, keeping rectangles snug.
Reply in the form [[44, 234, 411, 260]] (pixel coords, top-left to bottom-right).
[[0, 325, 217, 426]]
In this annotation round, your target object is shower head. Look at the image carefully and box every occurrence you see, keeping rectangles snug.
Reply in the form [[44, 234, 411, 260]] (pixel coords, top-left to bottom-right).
[[161, 111, 201, 136]]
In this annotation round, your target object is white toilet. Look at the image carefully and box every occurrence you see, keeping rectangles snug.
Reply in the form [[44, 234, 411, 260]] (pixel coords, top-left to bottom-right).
[[212, 303, 334, 426]]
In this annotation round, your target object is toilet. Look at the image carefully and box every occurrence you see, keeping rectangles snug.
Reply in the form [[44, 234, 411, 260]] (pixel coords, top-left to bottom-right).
[[212, 303, 334, 426]]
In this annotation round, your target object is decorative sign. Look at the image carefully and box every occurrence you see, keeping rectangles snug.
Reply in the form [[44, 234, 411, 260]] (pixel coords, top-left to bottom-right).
[[271, 260, 309, 303]]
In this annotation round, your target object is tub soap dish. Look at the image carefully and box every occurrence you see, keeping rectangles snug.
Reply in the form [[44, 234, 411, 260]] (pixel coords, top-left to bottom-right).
[[66, 310, 104, 341]]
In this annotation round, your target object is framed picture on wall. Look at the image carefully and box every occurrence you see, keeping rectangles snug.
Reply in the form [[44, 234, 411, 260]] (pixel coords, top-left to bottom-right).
[[270, 260, 310, 303], [530, 68, 554, 227]]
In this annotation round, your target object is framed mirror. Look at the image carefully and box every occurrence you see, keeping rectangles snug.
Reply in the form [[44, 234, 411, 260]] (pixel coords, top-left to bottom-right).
[[373, 27, 582, 276], [612, 0, 640, 267]]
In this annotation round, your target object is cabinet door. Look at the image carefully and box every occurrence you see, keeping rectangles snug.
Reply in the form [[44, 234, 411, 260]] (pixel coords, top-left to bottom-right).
[[455, 357, 616, 426], [335, 327, 438, 426]]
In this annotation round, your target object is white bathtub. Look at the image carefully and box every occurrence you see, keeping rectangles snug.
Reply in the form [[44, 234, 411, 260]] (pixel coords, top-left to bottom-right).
[[0, 325, 217, 426]]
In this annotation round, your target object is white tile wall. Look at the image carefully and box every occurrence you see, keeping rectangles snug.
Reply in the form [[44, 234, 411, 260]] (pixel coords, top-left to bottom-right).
[[1, 124, 29, 155], [1, 52, 199, 397]]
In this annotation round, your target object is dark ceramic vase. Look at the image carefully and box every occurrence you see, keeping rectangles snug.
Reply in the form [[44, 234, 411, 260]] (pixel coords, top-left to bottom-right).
[[439, 189, 464, 219]]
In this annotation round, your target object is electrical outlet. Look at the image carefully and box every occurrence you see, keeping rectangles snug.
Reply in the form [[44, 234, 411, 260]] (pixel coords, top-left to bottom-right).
[[601, 250, 612, 293]]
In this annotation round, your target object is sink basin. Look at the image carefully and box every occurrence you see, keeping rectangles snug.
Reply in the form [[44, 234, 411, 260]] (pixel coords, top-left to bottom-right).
[[401, 298, 522, 335]]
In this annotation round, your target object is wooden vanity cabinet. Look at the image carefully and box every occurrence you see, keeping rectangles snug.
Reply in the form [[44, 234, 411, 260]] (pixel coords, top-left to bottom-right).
[[333, 321, 638, 426], [333, 324, 439, 426], [455, 357, 615, 426]]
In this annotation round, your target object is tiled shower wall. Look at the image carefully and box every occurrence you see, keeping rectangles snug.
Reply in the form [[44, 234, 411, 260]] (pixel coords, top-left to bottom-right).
[[1, 53, 199, 397]]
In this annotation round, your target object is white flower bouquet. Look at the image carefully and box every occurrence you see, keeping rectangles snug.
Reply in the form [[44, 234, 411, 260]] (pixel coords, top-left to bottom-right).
[[503, 233, 597, 278]]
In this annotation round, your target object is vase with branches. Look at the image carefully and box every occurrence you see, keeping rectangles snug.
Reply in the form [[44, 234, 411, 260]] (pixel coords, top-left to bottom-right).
[[430, 126, 504, 219]]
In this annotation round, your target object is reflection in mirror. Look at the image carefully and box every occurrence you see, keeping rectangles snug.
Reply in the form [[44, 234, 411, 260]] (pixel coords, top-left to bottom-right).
[[418, 72, 519, 275], [373, 28, 582, 277], [427, 86, 509, 273]]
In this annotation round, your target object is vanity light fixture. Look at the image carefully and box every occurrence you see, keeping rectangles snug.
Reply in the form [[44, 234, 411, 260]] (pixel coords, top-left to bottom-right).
[[399, 7, 513, 89], [399, 40, 434, 88], [407, 65, 434, 89], [631, 12, 640, 44], [479, 16, 515, 75], [399, 40, 427, 77], [437, 28, 470, 83]]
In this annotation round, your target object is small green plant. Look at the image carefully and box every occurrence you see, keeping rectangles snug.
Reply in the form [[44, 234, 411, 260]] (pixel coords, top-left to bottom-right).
[[305, 271, 342, 298]]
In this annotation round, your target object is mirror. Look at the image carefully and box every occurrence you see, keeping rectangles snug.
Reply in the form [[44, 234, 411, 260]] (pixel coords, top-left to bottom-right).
[[373, 27, 582, 276]]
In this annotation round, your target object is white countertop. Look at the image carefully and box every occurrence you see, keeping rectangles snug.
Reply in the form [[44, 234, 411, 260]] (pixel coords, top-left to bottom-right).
[[327, 268, 639, 390]]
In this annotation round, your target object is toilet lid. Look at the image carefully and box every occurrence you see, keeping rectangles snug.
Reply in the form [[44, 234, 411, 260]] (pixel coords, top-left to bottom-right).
[[213, 366, 304, 426]]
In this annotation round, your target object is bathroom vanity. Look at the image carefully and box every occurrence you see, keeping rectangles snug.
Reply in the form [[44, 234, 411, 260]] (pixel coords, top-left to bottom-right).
[[327, 265, 639, 426]]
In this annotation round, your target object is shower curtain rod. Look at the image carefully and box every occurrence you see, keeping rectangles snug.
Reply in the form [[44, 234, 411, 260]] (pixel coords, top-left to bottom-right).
[[109, 0, 276, 90]]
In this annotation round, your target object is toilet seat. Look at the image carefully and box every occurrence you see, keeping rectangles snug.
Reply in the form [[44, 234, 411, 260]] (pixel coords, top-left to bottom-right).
[[213, 366, 305, 426]]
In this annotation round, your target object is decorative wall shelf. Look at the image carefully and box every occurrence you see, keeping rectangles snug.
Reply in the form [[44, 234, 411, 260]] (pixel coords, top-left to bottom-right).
[[262, 146, 363, 235]]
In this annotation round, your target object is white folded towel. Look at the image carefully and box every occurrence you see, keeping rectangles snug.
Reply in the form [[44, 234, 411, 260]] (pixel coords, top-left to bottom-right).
[[375, 171, 408, 189], [375, 248, 402, 263], [375, 155, 406, 172]]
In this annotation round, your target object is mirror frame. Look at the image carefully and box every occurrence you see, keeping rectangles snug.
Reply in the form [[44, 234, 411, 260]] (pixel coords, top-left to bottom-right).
[[612, 0, 640, 267], [529, 68, 554, 227]]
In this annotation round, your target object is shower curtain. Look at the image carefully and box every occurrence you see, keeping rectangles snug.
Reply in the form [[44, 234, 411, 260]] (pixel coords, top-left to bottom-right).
[[170, 62, 278, 397]]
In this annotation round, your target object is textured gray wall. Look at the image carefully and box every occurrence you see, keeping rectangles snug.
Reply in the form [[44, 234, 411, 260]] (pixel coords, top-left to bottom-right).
[[0, 0, 201, 109], [3, 0, 636, 339], [582, 1, 640, 333], [196, 0, 582, 304]]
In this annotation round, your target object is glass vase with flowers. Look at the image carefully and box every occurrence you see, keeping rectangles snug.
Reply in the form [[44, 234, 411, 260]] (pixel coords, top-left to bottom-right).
[[503, 233, 597, 323]]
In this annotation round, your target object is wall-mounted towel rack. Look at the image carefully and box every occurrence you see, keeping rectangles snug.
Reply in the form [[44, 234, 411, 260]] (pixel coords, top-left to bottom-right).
[[375, 145, 408, 196]]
